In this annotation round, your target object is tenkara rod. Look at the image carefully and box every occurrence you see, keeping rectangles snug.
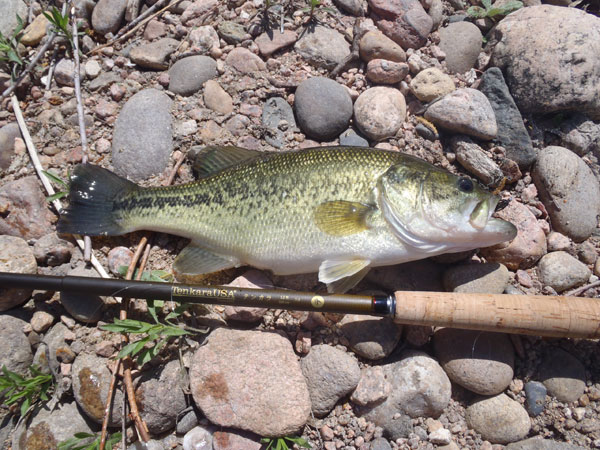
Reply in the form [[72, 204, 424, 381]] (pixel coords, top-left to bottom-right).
[[2, 272, 600, 339], [0, 272, 394, 317]]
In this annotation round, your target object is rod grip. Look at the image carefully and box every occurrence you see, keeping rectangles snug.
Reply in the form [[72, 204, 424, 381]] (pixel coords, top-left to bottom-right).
[[393, 291, 600, 338]]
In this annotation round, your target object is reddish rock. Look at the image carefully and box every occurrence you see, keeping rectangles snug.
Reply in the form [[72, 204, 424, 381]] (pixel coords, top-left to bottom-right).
[[225, 47, 266, 73], [369, 0, 433, 49], [366, 59, 409, 84], [255, 30, 298, 57]]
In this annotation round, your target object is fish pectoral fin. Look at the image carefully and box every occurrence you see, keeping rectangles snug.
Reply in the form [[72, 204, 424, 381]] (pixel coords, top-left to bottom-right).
[[193, 145, 263, 178], [314, 201, 375, 236], [318, 259, 371, 294], [173, 244, 238, 275]]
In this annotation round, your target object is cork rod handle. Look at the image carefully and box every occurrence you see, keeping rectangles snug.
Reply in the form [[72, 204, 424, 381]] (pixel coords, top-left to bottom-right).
[[393, 291, 600, 338]]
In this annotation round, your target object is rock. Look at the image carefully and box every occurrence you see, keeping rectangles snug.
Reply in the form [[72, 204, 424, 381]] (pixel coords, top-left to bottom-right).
[[577, 241, 597, 265], [537, 251, 591, 292], [203, 80, 233, 115], [0, 0, 27, 37], [294, 25, 350, 70], [129, 38, 179, 70], [20, 13, 49, 46], [359, 350, 451, 437], [42, 323, 74, 375], [92, 0, 127, 35], [524, 381, 546, 417], [0, 315, 32, 376], [506, 437, 585, 450], [539, 349, 586, 403], [294, 77, 353, 141], [255, 30, 298, 57], [74, 0, 96, 20], [339, 314, 402, 360], [369, 0, 433, 49], [438, 21, 482, 73], [434, 328, 514, 395], [451, 136, 503, 186], [181, 0, 218, 26], [428, 0, 444, 30], [443, 262, 510, 294], [424, 88, 497, 140], [169, 55, 217, 96], [370, 437, 394, 450], [490, 6, 600, 119], [339, 128, 369, 147], [217, 21, 246, 45], [213, 429, 262, 450], [187, 25, 220, 54], [136, 360, 188, 434], [359, 30, 406, 63], [0, 122, 21, 170], [429, 428, 452, 445], [189, 328, 311, 436], [301, 345, 361, 417], [354, 86, 406, 141], [409, 67, 455, 102], [466, 394, 530, 444], [143, 19, 166, 40], [112, 88, 173, 180], [333, 0, 364, 16], [366, 59, 409, 84], [88, 72, 122, 92], [84, 59, 101, 79], [176, 409, 199, 435], [557, 113, 600, 156], [12, 402, 95, 450], [350, 366, 391, 406], [72, 353, 126, 426], [480, 199, 547, 270], [31, 311, 54, 333], [60, 266, 104, 323], [0, 236, 37, 311], [546, 232, 571, 252], [182, 425, 213, 450], [54, 58, 84, 87], [262, 97, 297, 148], [223, 270, 272, 322], [479, 68, 535, 168], [107, 246, 133, 275], [532, 146, 600, 242], [225, 47, 266, 73], [33, 233, 73, 267]]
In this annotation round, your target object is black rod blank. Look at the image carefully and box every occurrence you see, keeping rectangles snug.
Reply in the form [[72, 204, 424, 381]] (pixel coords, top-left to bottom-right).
[[0, 272, 395, 317]]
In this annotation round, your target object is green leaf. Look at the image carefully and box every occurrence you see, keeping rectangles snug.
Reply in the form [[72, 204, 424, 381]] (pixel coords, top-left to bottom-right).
[[286, 436, 312, 448], [481, 0, 492, 10], [42, 170, 68, 187], [466, 6, 487, 18], [47, 191, 68, 202]]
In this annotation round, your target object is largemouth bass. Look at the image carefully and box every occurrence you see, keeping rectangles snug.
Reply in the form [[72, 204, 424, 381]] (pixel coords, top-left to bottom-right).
[[57, 146, 516, 292]]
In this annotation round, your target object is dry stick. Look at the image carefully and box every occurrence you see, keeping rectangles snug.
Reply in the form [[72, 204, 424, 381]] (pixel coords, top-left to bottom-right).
[[98, 359, 121, 450], [89, 0, 184, 56], [10, 95, 110, 279], [567, 280, 600, 297]]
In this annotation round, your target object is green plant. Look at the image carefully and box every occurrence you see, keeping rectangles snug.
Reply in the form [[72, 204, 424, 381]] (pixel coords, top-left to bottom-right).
[[58, 432, 122, 450], [0, 15, 25, 80], [0, 365, 53, 416], [300, 0, 336, 22], [43, 6, 73, 42], [260, 436, 311, 450], [467, 0, 523, 20], [42, 169, 69, 202]]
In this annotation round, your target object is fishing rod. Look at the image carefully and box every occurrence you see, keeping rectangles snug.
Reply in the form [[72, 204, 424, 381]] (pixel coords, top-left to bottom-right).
[[1, 272, 599, 339]]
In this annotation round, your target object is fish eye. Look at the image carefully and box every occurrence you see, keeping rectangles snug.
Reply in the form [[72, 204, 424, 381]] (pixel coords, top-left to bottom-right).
[[457, 177, 474, 193]]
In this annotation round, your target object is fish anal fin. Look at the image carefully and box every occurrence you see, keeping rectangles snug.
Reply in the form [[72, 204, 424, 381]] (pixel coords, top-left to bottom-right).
[[193, 145, 262, 178], [318, 259, 371, 293], [173, 243, 238, 276], [314, 201, 374, 237]]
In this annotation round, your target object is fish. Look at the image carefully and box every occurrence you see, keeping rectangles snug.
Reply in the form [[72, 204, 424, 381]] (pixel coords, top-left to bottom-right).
[[57, 145, 517, 292]]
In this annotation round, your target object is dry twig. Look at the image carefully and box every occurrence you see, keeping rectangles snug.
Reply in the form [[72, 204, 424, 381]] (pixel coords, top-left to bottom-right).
[[566, 280, 600, 297]]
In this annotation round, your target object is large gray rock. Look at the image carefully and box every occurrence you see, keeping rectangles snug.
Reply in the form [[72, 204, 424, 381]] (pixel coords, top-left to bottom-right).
[[443, 262, 510, 294], [479, 67, 536, 168], [0, 0, 27, 37], [262, 97, 296, 148], [0, 236, 37, 311], [556, 113, 600, 157], [451, 136, 504, 186], [112, 88, 173, 180], [91, 0, 127, 35], [168, 55, 217, 96], [490, 6, 600, 119], [189, 328, 311, 437], [434, 328, 514, 395], [466, 394, 531, 444], [301, 345, 361, 417], [506, 437, 585, 450], [439, 21, 482, 74], [294, 25, 350, 70], [339, 314, 402, 360], [0, 315, 32, 376], [537, 251, 591, 292], [130, 38, 179, 70], [538, 349, 586, 402], [532, 146, 600, 242], [294, 77, 353, 141]]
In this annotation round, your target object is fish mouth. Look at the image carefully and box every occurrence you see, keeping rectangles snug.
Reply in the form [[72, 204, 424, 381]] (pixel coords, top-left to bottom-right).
[[469, 196, 517, 241]]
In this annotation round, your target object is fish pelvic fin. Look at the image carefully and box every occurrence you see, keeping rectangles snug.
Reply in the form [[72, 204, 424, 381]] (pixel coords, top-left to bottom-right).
[[173, 243, 239, 276], [319, 259, 371, 294], [56, 164, 137, 236]]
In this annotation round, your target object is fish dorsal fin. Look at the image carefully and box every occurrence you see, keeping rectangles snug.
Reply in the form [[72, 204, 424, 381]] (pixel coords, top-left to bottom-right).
[[193, 145, 262, 178], [174, 243, 239, 275], [314, 201, 374, 236], [319, 259, 371, 293]]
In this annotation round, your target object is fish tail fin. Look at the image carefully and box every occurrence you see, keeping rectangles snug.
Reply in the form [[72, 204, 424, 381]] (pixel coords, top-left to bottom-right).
[[56, 164, 138, 236]]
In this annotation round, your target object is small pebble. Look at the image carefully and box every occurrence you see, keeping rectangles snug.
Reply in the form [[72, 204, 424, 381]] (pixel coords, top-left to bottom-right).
[[524, 381, 546, 416]]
